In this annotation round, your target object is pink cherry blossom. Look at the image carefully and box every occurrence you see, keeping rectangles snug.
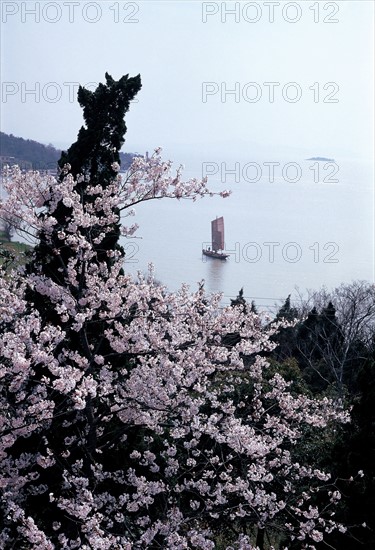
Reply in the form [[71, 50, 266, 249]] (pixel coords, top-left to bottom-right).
[[0, 156, 351, 548]]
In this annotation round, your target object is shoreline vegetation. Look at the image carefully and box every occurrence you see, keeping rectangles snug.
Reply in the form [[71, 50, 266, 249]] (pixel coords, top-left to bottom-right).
[[0, 131, 138, 173], [0, 232, 33, 267]]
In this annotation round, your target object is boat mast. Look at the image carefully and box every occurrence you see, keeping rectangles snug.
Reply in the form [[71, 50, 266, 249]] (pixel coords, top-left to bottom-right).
[[211, 216, 225, 252]]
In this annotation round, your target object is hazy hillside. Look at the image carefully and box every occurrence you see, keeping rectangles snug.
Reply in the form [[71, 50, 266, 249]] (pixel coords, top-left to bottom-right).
[[0, 132, 137, 171]]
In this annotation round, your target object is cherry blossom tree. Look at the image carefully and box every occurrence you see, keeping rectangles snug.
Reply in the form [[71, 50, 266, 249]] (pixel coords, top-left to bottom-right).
[[0, 75, 351, 549]]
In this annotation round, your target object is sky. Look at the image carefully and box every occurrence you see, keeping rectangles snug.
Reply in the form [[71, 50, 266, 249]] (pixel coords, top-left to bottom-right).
[[1, 0, 374, 165]]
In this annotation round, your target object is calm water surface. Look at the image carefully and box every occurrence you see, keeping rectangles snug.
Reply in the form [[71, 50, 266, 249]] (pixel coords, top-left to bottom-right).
[[121, 157, 373, 310]]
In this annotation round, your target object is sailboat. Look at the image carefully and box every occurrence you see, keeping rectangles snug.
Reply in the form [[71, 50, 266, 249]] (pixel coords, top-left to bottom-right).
[[202, 216, 229, 260]]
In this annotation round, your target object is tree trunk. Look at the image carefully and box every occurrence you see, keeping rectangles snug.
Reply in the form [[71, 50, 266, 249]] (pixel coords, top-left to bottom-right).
[[256, 527, 265, 549]]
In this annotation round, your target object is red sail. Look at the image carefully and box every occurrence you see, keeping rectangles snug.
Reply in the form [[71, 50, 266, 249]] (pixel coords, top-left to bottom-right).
[[211, 216, 225, 251]]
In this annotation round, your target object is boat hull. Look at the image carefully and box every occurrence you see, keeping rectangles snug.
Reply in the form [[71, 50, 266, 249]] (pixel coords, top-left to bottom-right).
[[202, 249, 229, 260]]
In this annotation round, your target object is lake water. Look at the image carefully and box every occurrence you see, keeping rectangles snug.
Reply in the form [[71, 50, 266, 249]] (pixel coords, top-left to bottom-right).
[[122, 157, 374, 311], [2, 157, 372, 312]]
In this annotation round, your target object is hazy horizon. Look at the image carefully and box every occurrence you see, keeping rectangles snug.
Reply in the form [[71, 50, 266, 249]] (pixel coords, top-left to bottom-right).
[[1, 1, 374, 165]]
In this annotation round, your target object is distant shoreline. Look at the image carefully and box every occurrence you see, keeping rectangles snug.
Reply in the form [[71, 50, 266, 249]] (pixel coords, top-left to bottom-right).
[[306, 157, 335, 162]]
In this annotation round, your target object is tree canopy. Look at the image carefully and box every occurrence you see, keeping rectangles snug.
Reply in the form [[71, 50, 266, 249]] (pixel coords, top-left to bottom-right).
[[0, 74, 370, 549]]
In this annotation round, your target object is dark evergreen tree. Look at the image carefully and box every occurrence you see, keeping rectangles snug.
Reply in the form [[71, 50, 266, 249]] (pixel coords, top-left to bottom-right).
[[230, 290, 257, 315], [224, 289, 248, 347], [271, 295, 299, 361], [4, 74, 142, 539], [230, 287, 247, 312], [295, 302, 346, 394], [319, 301, 343, 345], [295, 306, 326, 391], [320, 358, 375, 550], [58, 73, 140, 185], [26, 72, 141, 322], [298, 306, 319, 343], [276, 294, 298, 322]]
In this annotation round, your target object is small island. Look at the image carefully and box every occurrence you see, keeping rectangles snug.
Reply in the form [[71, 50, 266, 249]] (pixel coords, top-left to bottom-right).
[[306, 156, 335, 162]]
